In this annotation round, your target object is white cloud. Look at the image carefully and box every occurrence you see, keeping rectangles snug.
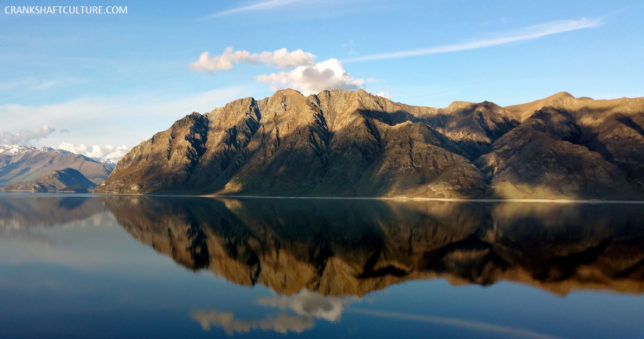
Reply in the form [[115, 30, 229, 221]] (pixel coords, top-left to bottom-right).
[[0, 78, 60, 92], [344, 18, 601, 63], [0, 125, 57, 145], [192, 48, 365, 95], [191, 47, 315, 72], [57, 142, 130, 163], [0, 86, 248, 151], [206, 0, 301, 18], [257, 58, 364, 95]]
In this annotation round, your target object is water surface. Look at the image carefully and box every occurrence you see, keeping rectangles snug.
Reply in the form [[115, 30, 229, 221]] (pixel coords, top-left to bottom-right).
[[0, 194, 643, 338]]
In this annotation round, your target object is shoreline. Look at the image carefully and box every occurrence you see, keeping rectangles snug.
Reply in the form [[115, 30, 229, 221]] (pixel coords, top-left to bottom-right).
[[2, 191, 644, 204]]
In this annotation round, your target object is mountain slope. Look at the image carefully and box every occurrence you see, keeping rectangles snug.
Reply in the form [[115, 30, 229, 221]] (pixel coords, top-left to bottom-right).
[[0, 146, 113, 188], [98, 89, 487, 197], [96, 89, 644, 199], [2, 168, 97, 193]]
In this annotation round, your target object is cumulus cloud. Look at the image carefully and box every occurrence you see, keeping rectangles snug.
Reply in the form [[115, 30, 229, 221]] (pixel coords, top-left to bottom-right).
[[0, 125, 57, 145], [191, 48, 365, 95], [257, 58, 364, 95], [190, 47, 315, 72], [57, 142, 130, 163], [191, 310, 314, 335]]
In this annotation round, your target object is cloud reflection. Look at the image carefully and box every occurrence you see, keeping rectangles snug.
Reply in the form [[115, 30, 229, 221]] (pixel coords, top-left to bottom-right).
[[191, 289, 358, 335], [192, 310, 314, 335], [257, 289, 357, 321]]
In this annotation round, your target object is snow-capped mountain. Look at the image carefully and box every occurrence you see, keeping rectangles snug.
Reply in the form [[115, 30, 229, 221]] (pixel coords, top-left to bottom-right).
[[0, 145, 113, 188]]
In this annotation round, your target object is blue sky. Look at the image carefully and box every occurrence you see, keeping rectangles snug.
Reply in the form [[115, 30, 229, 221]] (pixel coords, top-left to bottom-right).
[[1, 0, 643, 160]]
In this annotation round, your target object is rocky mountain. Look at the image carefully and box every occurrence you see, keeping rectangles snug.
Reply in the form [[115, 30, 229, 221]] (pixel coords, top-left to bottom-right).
[[103, 196, 644, 296], [96, 90, 644, 199], [2, 168, 97, 193], [0, 145, 113, 189]]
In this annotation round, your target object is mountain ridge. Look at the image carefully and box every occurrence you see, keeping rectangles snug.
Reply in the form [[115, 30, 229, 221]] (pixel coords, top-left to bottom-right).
[[0, 145, 113, 188], [2, 168, 97, 193], [96, 89, 644, 199]]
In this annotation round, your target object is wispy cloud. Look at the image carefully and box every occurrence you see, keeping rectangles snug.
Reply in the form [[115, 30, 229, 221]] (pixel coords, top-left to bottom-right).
[[0, 86, 249, 150], [207, 0, 300, 18], [0, 78, 60, 92], [0, 125, 57, 145], [344, 18, 601, 63]]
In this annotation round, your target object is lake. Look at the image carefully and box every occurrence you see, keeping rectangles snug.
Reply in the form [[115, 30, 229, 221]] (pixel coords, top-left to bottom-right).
[[0, 194, 643, 338]]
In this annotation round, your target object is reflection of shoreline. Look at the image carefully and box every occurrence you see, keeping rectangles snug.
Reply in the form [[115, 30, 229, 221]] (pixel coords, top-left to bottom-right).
[[207, 194, 644, 204], [103, 196, 644, 296]]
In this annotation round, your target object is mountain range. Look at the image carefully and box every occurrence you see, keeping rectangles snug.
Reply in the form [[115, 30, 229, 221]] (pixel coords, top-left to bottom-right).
[[0, 145, 112, 192], [96, 89, 644, 199]]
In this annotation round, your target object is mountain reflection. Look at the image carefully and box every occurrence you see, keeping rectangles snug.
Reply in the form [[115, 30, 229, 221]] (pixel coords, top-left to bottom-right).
[[101, 196, 644, 296], [0, 195, 104, 228], [0, 195, 106, 247]]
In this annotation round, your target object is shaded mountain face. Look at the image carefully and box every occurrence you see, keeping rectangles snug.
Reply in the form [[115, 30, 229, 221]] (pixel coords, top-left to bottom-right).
[[2, 168, 97, 193], [102, 196, 644, 296], [0, 146, 113, 188], [96, 89, 644, 199]]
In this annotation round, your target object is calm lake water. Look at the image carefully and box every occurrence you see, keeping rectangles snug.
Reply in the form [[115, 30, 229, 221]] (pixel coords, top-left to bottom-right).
[[0, 194, 643, 338]]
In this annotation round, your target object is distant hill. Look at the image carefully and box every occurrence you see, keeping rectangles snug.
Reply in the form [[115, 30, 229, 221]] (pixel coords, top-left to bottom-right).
[[96, 89, 644, 199], [2, 168, 97, 193], [0, 145, 113, 189]]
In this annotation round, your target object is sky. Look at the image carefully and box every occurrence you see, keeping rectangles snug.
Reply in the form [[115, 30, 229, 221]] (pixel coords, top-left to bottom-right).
[[1, 0, 643, 161]]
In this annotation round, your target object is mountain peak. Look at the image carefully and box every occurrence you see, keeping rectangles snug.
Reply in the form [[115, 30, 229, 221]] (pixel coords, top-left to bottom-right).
[[271, 88, 304, 99], [548, 91, 574, 99], [504, 91, 580, 121]]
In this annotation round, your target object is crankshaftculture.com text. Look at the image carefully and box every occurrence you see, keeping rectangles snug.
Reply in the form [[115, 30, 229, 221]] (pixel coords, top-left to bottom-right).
[[4, 5, 128, 15]]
